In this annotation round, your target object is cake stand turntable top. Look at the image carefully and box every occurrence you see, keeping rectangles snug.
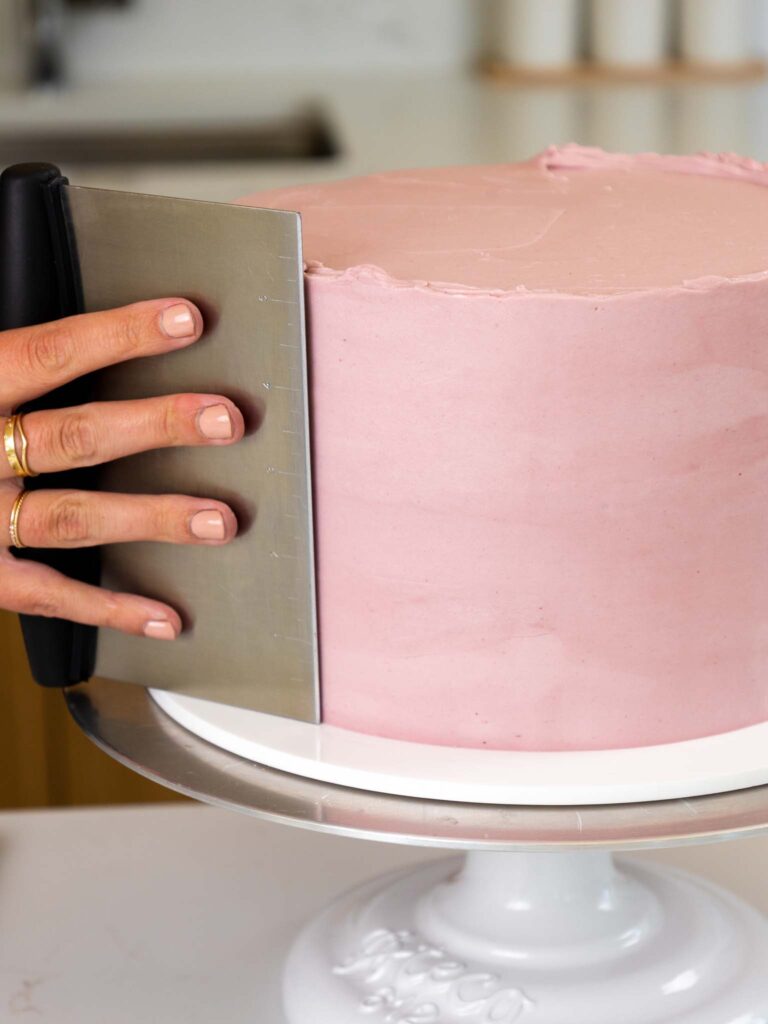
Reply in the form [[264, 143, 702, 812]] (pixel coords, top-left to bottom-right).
[[66, 678, 768, 853]]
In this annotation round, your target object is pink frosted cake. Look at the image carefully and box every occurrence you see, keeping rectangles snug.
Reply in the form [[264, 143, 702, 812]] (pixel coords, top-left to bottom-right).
[[241, 145, 768, 753]]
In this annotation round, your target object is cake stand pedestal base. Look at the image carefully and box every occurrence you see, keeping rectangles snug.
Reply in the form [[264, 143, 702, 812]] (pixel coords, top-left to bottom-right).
[[284, 850, 768, 1024]]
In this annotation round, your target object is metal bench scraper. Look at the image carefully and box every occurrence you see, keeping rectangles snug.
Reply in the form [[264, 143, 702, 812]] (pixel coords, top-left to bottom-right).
[[0, 163, 319, 723]]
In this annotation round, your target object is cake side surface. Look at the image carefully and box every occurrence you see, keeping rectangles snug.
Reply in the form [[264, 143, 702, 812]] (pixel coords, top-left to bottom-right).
[[241, 147, 768, 751]]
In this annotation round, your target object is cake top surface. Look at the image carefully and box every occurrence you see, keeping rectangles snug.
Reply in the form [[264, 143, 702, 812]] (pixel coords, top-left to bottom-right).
[[242, 145, 768, 297]]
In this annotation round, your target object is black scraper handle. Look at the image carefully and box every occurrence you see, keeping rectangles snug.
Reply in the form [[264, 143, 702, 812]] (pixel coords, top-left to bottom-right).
[[0, 163, 99, 687]]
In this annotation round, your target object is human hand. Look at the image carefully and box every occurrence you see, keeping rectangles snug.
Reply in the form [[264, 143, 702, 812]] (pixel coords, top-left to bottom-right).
[[0, 299, 242, 640]]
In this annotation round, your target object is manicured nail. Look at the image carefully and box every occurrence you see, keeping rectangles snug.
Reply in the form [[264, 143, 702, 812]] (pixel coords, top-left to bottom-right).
[[198, 403, 233, 440], [190, 509, 226, 540], [144, 619, 177, 640], [160, 303, 196, 340]]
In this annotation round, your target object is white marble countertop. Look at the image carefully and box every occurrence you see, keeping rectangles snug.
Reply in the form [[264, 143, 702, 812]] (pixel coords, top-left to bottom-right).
[[0, 802, 766, 1023], [2, 70, 768, 203]]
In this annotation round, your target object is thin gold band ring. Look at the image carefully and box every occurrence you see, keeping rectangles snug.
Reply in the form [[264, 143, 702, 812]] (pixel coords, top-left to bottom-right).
[[9, 489, 30, 549], [4, 414, 38, 478]]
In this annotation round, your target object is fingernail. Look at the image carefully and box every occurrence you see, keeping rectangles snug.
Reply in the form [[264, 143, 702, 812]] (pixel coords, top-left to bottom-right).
[[144, 619, 177, 640], [190, 509, 226, 540], [198, 404, 233, 440], [160, 303, 196, 340]]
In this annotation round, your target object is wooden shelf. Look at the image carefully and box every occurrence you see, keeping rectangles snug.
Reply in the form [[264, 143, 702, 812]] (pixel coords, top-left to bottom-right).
[[484, 59, 768, 86]]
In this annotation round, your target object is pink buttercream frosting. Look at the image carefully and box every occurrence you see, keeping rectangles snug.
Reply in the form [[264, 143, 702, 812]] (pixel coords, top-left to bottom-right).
[[241, 146, 768, 751]]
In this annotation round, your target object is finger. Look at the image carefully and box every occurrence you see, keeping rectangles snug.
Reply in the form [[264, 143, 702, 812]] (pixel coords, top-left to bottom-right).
[[1, 490, 238, 549], [0, 298, 203, 408], [0, 549, 182, 639], [0, 395, 244, 479]]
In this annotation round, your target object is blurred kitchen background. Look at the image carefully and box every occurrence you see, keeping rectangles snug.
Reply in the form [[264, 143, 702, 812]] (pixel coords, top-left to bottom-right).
[[1, 0, 767, 809]]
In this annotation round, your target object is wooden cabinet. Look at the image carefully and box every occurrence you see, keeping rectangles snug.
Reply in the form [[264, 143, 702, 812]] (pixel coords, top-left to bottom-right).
[[0, 611, 183, 808]]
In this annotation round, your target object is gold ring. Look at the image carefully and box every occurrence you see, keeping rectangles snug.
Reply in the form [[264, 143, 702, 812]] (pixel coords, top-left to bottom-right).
[[4, 414, 38, 478], [9, 489, 30, 549]]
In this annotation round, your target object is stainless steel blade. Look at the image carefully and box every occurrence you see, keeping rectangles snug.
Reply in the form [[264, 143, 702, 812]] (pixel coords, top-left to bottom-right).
[[63, 183, 319, 722]]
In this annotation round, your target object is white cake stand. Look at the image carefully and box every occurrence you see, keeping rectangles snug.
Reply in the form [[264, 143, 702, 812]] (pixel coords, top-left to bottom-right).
[[150, 687, 768, 805], [66, 679, 768, 1024]]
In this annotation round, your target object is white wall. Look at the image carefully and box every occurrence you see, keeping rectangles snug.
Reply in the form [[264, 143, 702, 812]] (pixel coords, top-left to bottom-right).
[[755, 0, 768, 52], [60, 0, 768, 86], [62, 0, 488, 85]]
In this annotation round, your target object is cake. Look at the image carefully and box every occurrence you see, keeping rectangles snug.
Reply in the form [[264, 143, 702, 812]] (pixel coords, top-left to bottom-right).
[[240, 145, 768, 752]]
